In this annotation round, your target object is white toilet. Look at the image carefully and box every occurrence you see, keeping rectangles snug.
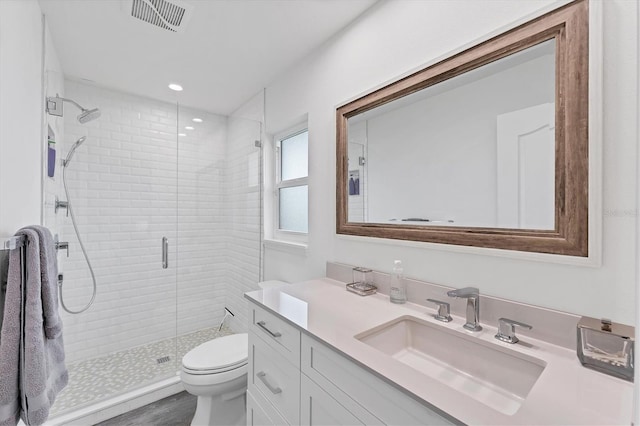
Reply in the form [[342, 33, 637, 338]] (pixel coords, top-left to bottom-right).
[[181, 280, 289, 426], [181, 333, 249, 426]]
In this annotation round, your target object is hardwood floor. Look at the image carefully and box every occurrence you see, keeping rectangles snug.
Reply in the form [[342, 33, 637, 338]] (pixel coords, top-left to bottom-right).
[[95, 392, 196, 426]]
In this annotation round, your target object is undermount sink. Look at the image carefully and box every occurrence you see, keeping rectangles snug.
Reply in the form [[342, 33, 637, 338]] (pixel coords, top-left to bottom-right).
[[355, 315, 546, 416]]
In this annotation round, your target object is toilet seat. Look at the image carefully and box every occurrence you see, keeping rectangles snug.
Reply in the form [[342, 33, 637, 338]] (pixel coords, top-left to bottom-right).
[[181, 363, 248, 387], [182, 333, 248, 376]]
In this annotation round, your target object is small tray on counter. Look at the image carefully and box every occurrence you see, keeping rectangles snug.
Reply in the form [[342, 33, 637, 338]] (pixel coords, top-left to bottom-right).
[[346, 282, 377, 296]]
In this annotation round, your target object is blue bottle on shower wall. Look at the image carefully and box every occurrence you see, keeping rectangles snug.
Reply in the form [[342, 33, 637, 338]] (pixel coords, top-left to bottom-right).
[[47, 139, 56, 178]]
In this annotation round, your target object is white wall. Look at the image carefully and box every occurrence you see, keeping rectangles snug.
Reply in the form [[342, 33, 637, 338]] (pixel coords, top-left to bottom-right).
[[0, 0, 44, 236], [264, 0, 639, 324]]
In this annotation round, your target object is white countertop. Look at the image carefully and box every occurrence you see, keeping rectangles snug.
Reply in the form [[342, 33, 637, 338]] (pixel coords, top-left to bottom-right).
[[245, 278, 634, 425]]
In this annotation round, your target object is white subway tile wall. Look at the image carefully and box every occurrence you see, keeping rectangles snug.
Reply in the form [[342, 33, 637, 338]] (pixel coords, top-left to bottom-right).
[[58, 80, 261, 363], [61, 81, 180, 363]]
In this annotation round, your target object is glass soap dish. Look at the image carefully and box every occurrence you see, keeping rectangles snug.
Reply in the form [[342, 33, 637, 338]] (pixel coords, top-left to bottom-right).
[[577, 316, 634, 382], [346, 267, 377, 296]]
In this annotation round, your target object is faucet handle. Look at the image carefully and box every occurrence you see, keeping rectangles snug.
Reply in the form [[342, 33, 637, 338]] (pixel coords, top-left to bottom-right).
[[495, 318, 532, 344], [426, 299, 452, 322]]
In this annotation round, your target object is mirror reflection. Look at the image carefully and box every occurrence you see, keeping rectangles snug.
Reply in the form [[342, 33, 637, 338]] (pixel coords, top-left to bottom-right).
[[347, 39, 556, 230]]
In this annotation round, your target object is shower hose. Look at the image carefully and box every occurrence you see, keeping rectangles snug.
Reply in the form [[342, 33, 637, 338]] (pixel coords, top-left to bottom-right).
[[59, 160, 97, 314]]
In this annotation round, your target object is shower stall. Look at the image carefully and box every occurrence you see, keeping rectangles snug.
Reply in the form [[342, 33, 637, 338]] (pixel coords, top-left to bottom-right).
[[43, 77, 263, 420]]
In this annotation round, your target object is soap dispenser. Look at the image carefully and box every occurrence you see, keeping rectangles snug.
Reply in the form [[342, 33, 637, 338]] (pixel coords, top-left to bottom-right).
[[389, 260, 407, 304]]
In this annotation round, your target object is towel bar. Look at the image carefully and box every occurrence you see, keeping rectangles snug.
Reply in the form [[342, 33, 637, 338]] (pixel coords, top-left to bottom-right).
[[1, 235, 25, 251]]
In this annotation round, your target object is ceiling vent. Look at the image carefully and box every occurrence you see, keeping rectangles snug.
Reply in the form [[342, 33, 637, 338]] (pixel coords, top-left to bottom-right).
[[125, 0, 193, 33]]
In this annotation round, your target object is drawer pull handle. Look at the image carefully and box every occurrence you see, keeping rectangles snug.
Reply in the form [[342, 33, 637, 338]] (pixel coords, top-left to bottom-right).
[[257, 371, 282, 394], [256, 321, 282, 338]]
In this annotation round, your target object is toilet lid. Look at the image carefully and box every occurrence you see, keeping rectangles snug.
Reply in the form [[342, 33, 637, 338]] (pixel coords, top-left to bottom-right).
[[182, 333, 248, 372]]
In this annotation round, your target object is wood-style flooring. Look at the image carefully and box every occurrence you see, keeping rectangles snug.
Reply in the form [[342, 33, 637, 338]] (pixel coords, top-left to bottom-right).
[[95, 392, 196, 426]]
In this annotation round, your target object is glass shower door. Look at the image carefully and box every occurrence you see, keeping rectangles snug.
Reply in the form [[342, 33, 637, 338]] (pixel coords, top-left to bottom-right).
[[45, 80, 179, 416]]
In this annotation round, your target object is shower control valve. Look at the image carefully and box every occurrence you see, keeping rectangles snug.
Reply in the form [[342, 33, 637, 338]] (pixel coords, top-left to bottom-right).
[[55, 197, 69, 217], [55, 241, 70, 257]]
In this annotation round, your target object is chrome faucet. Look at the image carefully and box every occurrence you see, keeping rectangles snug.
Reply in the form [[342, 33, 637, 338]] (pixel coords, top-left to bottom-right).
[[447, 287, 482, 331]]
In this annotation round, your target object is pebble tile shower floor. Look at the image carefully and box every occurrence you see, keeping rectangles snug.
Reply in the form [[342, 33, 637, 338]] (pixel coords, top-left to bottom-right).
[[50, 326, 233, 417]]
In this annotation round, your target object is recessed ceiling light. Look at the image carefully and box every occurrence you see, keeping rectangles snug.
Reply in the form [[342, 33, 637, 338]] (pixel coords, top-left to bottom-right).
[[192, 118, 203, 123], [168, 83, 183, 91], [185, 126, 195, 130], [178, 133, 187, 137]]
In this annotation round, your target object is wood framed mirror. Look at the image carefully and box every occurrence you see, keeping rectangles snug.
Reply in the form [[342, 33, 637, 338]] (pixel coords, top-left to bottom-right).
[[336, 0, 589, 256]]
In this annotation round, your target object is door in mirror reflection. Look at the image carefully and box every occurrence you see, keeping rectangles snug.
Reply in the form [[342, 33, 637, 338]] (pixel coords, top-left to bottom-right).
[[497, 103, 555, 229]]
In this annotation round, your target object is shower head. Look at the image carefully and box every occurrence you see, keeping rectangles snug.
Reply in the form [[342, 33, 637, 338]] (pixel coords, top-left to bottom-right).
[[78, 108, 101, 124], [46, 95, 101, 124], [64, 136, 87, 167]]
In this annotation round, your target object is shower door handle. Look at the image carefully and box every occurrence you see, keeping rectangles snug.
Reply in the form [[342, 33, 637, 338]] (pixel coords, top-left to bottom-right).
[[162, 237, 168, 269]]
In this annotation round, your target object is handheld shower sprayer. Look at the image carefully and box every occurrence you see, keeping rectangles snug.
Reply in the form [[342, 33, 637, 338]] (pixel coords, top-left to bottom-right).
[[63, 136, 87, 167], [46, 95, 101, 123]]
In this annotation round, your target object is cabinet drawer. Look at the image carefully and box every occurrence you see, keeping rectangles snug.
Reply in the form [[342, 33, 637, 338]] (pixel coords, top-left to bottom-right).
[[301, 373, 369, 426], [247, 388, 289, 426], [249, 331, 300, 424], [301, 334, 456, 425], [250, 302, 300, 366]]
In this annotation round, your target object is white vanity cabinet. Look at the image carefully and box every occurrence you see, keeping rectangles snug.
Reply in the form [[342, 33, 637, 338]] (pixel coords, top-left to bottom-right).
[[247, 301, 457, 426], [247, 303, 301, 426]]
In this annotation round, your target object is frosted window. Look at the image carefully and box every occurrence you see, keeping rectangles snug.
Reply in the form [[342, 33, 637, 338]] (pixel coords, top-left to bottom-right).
[[281, 131, 308, 181], [279, 185, 308, 233]]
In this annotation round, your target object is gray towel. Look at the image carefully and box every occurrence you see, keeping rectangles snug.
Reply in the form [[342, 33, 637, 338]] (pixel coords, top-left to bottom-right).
[[23, 226, 61, 339], [0, 229, 68, 426], [20, 229, 68, 426], [0, 241, 23, 426]]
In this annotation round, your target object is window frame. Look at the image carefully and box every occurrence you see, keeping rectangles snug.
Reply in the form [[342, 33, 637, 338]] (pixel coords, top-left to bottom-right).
[[274, 122, 309, 241]]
